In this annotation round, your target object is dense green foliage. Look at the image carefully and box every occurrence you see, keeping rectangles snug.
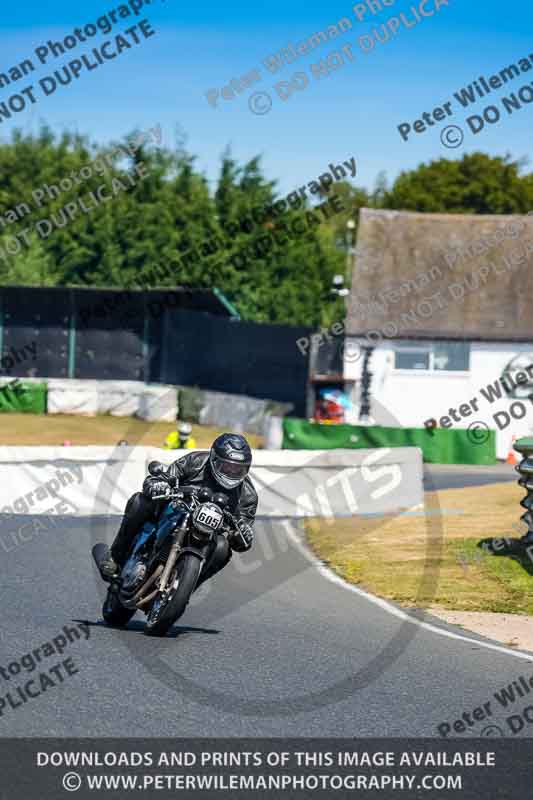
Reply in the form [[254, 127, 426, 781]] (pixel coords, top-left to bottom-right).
[[0, 127, 531, 327], [382, 152, 533, 214]]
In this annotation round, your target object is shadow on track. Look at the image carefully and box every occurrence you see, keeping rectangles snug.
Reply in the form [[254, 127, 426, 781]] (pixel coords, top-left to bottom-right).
[[72, 617, 220, 639]]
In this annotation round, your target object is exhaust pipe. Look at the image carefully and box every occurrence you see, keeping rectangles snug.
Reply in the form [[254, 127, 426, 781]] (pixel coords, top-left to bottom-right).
[[134, 564, 163, 607], [92, 543, 111, 571]]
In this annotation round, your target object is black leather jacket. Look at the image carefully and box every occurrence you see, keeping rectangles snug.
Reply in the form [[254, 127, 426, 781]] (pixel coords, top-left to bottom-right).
[[142, 450, 258, 529]]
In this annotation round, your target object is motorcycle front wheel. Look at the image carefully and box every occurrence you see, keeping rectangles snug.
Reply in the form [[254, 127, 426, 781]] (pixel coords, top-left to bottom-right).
[[144, 554, 202, 637]]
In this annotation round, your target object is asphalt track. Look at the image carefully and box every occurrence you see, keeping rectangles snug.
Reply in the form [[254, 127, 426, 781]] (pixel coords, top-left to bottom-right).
[[425, 463, 517, 491], [2, 510, 533, 738]]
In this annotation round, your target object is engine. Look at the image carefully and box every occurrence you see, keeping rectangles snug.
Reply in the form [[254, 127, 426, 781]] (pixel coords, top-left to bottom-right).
[[121, 555, 147, 594]]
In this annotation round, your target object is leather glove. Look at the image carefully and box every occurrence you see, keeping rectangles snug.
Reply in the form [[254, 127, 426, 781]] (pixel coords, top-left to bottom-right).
[[229, 519, 254, 552], [146, 480, 170, 499]]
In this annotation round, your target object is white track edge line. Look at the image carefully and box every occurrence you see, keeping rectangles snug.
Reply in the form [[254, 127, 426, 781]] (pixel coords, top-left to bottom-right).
[[283, 525, 533, 664]]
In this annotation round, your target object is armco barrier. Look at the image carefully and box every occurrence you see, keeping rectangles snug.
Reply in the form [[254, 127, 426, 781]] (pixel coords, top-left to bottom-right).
[[282, 419, 496, 466], [0, 446, 423, 518]]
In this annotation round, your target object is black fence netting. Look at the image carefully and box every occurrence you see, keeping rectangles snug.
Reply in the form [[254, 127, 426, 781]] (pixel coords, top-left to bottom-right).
[[160, 309, 311, 417], [0, 287, 311, 412], [1, 286, 70, 378]]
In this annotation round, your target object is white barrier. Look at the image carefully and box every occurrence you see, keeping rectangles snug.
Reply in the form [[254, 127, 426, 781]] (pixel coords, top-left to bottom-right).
[[0, 446, 423, 518], [0, 378, 290, 431], [45, 379, 178, 420], [0, 378, 178, 420]]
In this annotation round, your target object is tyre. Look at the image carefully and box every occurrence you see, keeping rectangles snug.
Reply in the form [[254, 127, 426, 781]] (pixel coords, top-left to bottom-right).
[[144, 554, 202, 637], [102, 588, 136, 628]]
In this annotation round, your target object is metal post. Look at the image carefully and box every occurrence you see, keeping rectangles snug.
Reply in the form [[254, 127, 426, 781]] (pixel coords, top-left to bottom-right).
[[68, 290, 76, 378], [346, 219, 355, 286], [142, 291, 149, 384], [513, 437, 533, 545]]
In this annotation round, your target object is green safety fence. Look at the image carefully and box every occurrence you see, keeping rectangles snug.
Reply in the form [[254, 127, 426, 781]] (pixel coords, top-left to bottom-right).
[[282, 419, 496, 465], [0, 381, 47, 414]]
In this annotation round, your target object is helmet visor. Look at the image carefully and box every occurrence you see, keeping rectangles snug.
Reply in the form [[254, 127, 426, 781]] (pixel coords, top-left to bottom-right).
[[211, 455, 249, 485]]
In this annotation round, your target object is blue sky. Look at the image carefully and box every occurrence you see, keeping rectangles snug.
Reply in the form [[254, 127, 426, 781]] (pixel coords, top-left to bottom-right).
[[1, 0, 531, 197]]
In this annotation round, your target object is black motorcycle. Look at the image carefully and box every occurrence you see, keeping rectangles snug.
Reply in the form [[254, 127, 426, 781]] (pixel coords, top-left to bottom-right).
[[92, 461, 242, 637]]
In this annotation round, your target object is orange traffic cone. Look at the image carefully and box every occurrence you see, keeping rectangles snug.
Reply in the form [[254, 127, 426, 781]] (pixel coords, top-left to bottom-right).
[[506, 435, 518, 466]]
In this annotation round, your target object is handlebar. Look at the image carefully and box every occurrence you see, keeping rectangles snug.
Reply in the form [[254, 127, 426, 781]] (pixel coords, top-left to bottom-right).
[[151, 487, 186, 502]]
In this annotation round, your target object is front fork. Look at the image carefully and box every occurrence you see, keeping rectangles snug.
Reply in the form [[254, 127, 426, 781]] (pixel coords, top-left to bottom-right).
[[158, 511, 190, 593]]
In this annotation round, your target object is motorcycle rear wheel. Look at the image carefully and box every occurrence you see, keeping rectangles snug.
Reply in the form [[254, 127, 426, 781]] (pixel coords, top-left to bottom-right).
[[144, 554, 202, 637]]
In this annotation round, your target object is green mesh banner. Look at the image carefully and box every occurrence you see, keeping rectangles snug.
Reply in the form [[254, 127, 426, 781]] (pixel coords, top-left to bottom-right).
[[0, 381, 47, 414], [282, 419, 496, 465]]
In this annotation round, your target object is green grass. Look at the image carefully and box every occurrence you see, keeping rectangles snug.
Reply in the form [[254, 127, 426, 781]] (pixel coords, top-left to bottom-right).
[[0, 413, 264, 449], [306, 481, 533, 615], [448, 538, 533, 615]]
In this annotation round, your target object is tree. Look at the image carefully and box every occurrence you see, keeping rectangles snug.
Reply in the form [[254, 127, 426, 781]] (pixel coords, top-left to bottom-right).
[[0, 127, 531, 329], [384, 152, 533, 214]]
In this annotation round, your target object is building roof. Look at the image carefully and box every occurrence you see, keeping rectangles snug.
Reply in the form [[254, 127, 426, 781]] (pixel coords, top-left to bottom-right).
[[345, 208, 533, 341]]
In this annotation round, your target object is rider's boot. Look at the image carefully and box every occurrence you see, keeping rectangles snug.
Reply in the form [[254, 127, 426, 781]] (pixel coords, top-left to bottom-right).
[[99, 549, 120, 580], [98, 493, 153, 580]]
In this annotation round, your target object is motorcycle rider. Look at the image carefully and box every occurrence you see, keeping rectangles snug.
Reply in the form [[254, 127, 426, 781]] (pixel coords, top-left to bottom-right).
[[99, 433, 257, 588]]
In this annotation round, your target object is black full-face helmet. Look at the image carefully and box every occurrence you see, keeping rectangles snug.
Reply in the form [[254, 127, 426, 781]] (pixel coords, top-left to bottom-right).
[[209, 433, 252, 490]]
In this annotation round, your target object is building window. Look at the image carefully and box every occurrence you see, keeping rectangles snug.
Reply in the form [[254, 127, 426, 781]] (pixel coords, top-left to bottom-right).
[[394, 341, 470, 372], [395, 347, 430, 370]]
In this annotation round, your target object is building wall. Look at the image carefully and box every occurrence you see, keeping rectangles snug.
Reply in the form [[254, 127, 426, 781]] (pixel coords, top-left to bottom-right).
[[345, 338, 533, 459]]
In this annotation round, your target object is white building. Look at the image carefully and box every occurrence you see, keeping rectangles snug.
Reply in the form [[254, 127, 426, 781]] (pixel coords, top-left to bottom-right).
[[344, 208, 533, 459]]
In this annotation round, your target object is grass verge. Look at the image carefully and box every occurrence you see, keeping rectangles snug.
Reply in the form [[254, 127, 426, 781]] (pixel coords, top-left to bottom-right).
[[0, 413, 263, 449], [305, 481, 533, 615]]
